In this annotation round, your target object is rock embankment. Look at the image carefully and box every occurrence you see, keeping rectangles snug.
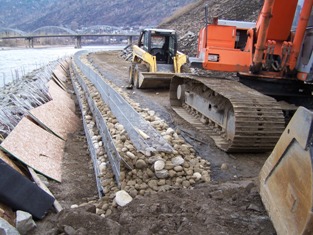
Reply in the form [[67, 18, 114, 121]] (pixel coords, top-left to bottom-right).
[[71, 54, 211, 216]]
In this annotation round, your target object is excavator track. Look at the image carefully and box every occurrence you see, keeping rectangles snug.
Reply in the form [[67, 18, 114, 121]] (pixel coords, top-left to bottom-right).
[[170, 75, 285, 152]]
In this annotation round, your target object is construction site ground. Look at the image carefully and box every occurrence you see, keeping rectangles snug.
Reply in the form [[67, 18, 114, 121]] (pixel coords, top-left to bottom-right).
[[30, 51, 276, 235]]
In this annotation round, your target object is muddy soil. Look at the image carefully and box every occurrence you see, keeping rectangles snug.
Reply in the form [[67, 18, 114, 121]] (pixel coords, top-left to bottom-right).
[[30, 51, 275, 235]]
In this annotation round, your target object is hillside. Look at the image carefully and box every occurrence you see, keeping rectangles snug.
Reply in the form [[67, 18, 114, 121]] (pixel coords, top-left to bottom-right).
[[159, 0, 263, 55], [0, 0, 195, 31]]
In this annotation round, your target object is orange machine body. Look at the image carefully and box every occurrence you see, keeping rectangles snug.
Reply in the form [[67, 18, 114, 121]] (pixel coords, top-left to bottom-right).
[[194, 0, 313, 81]]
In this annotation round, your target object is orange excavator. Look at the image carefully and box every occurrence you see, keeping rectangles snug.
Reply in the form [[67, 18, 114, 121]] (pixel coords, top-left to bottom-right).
[[169, 1, 313, 232], [170, 0, 313, 152]]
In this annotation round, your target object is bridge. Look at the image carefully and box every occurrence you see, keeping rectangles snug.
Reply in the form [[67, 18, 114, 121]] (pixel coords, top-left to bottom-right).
[[0, 25, 139, 48]]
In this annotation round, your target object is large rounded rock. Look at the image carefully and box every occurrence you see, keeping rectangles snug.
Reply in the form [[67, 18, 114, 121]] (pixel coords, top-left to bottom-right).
[[165, 161, 174, 170], [168, 170, 176, 178], [135, 159, 147, 169], [99, 162, 107, 174], [174, 165, 183, 172], [146, 168, 155, 177], [148, 110, 155, 116], [126, 151, 136, 159], [115, 190, 133, 207], [147, 155, 163, 164], [155, 169, 169, 179], [182, 180, 191, 187], [171, 156, 184, 166], [185, 169, 194, 176], [180, 145, 191, 155], [165, 127, 175, 135], [148, 180, 158, 190], [139, 183, 148, 190], [115, 123, 124, 131], [154, 160, 165, 171], [163, 135, 172, 142]]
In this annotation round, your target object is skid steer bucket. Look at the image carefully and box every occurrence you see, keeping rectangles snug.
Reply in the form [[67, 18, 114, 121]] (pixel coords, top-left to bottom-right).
[[137, 72, 174, 89], [259, 106, 313, 235]]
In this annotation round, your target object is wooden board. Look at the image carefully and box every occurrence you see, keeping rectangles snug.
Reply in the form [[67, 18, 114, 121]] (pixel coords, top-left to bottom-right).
[[29, 100, 79, 140], [0, 149, 24, 175], [53, 67, 67, 82], [0, 118, 64, 182], [52, 74, 67, 90], [60, 59, 70, 72], [0, 202, 15, 226], [48, 80, 75, 112]]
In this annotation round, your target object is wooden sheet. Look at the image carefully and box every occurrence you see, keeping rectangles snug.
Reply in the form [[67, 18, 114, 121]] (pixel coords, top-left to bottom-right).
[[60, 59, 70, 71], [48, 80, 75, 112], [0, 202, 15, 226], [52, 74, 67, 90], [29, 100, 80, 140], [53, 67, 67, 82], [0, 149, 24, 175], [0, 118, 64, 182]]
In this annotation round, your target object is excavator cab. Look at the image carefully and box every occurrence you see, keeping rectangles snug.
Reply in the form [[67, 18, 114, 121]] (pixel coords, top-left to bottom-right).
[[128, 28, 187, 89]]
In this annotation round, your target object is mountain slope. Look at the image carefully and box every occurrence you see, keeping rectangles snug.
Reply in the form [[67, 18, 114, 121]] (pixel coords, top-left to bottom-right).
[[159, 0, 262, 55], [0, 0, 195, 31]]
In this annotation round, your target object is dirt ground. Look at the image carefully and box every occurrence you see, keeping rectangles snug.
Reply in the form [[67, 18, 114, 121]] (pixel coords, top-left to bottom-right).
[[29, 51, 276, 235]]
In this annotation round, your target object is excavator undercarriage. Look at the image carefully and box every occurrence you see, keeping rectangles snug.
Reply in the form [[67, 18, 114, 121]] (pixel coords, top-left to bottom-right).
[[170, 75, 286, 152]]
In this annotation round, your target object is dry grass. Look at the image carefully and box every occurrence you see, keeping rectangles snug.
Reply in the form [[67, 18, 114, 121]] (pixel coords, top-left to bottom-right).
[[159, 0, 204, 25]]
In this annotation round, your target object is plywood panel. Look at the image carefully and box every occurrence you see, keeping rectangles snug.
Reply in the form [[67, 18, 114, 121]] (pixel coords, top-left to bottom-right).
[[29, 100, 80, 140], [0, 118, 64, 182], [0, 202, 15, 226], [60, 59, 70, 72], [52, 74, 67, 90], [53, 67, 67, 82], [48, 80, 75, 112], [0, 149, 24, 175]]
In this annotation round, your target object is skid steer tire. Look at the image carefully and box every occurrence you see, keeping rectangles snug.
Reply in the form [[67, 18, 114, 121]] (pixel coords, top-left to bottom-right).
[[128, 63, 135, 85]]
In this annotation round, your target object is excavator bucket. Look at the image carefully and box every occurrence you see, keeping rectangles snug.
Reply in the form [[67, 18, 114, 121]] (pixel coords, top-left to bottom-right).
[[137, 72, 174, 89], [259, 106, 313, 235]]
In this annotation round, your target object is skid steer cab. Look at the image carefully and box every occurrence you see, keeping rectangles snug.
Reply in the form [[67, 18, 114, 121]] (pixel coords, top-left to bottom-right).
[[128, 28, 187, 89]]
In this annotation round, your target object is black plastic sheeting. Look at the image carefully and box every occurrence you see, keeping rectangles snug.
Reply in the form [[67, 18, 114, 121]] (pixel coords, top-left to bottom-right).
[[0, 159, 55, 219]]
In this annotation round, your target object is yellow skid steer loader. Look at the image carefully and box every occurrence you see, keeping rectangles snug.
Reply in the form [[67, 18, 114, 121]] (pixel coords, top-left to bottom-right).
[[128, 28, 187, 89]]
